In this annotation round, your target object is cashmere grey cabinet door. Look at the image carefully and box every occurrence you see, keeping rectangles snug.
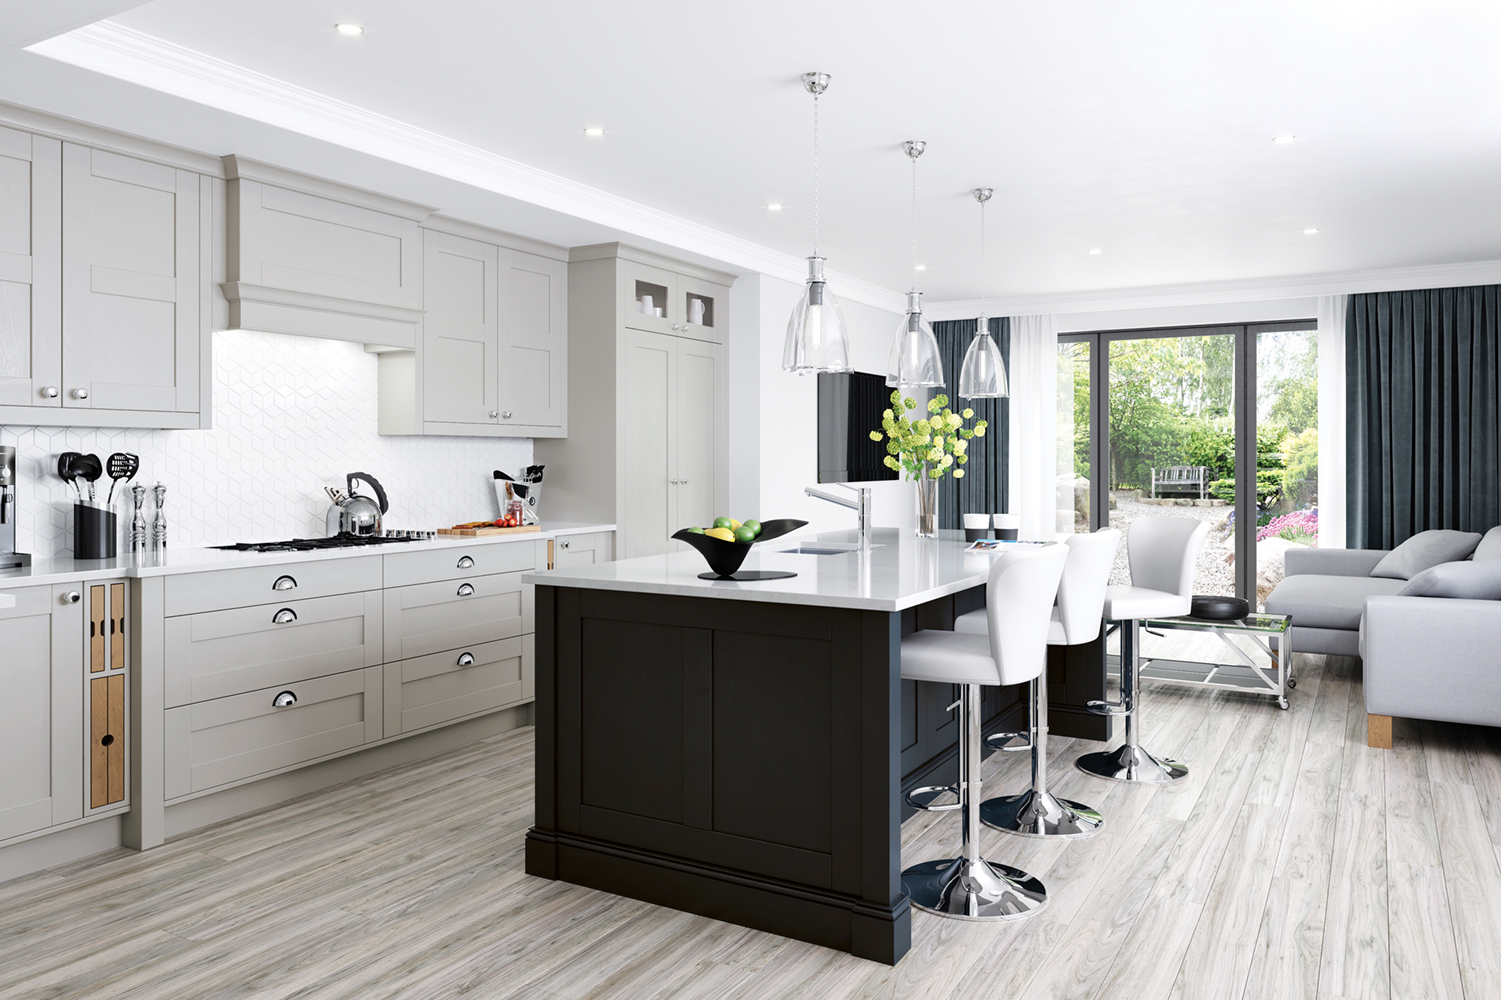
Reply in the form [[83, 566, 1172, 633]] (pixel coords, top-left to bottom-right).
[[61, 143, 204, 416], [0, 584, 83, 843], [0, 127, 60, 409], [673, 337, 721, 540], [621, 329, 677, 559], [383, 635, 530, 736], [497, 249, 566, 432], [422, 229, 498, 428]]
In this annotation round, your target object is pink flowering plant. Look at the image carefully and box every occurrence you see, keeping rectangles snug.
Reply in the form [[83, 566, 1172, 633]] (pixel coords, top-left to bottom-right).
[[1257, 508, 1318, 545]]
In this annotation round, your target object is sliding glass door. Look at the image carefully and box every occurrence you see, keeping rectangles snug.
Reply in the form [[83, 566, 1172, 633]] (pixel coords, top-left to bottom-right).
[[1059, 321, 1316, 605]]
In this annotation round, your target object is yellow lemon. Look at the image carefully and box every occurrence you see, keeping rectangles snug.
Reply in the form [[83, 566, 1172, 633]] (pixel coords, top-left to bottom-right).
[[729, 518, 742, 530], [705, 527, 735, 542]]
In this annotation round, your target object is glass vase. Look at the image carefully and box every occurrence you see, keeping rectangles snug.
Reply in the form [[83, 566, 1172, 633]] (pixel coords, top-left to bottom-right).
[[915, 476, 938, 538]]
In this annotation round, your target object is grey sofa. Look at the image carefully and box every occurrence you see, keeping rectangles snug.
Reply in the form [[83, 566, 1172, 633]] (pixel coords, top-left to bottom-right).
[[1265, 531, 1501, 747]]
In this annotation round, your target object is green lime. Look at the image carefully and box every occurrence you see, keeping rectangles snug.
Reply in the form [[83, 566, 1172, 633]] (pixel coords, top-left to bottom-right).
[[712, 516, 734, 530], [686, 526, 705, 534], [734, 525, 756, 543], [743, 519, 762, 537]]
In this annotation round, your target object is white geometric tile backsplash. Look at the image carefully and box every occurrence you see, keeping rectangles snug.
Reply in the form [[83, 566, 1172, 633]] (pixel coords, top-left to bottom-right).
[[1, 330, 533, 557]]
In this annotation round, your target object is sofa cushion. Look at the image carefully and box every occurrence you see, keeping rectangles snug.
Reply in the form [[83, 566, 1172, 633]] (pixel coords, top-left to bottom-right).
[[1398, 560, 1501, 600], [1264, 574, 1407, 630], [1370, 529, 1482, 579], [1473, 526, 1501, 562]]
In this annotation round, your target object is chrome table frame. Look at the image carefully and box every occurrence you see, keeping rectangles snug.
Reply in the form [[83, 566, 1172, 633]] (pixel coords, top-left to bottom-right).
[[1124, 612, 1294, 711]]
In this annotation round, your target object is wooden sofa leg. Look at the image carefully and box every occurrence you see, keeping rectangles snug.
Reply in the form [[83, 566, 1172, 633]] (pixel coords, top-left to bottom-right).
[[1367, 714, 1393, 749]]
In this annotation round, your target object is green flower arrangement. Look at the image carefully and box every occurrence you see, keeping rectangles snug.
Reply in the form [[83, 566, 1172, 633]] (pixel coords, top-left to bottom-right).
[[869, 391, 987, 481]]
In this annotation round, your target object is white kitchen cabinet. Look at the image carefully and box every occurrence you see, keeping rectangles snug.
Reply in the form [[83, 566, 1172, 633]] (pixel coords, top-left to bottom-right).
[[0, 584, 91, 845], [0, 126, 60, 409], [537, 244, 730, 560], [379, 218, 567, 438]]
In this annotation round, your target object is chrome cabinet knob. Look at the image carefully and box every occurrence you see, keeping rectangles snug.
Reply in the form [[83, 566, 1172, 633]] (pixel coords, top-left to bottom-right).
[[272, 690, 297, 708], [680, 479, 688, 485], [457, 652, 476, 667], [272, 575, 297, 591], [488, 410, 499, 419], [501, 411, 513, 420], [63, 591, 81, 604], [70, 388, 88, 399], [41, 386, 59, 398], [560, 540, 570, 550], [272, 608, 297, 624], [457, 555, 475, 568], [456, 582, 475, 597]]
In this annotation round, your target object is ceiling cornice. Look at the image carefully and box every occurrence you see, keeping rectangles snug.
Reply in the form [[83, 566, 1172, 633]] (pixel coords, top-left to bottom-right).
[[27, 21, 908, 313], [927, 258, 1501, 320]]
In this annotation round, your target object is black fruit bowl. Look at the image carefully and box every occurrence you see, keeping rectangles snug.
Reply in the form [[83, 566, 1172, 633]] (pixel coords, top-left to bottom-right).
[[672, 519, 808, 579]]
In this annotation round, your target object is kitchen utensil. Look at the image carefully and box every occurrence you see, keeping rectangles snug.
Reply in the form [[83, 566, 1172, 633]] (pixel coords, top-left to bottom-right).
[[58, 452, 83, 502], [74, 453, 102, 503], [73, 502, 116, 559], [151, 483, 167, 548], [105, 453, 139, 505], [325, 472, 388, 537], [671, 519, 807, 580]]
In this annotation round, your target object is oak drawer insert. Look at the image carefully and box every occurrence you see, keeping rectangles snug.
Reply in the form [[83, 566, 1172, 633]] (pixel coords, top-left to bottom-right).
[[164, 556, 383, 617], [164, 665, 383, 798], [382, 571, 531, 661], [383, 635, 533, 736], [165, 591, 383, 707]]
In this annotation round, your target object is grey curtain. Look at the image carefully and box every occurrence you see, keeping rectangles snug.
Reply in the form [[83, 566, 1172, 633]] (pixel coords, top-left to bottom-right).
[[932, 317, 1010, 530], [1346, 286, 1501, 548]]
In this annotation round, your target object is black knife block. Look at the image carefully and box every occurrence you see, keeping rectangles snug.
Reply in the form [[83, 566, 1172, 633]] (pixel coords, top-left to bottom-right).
[[74, 503, 117, 559]]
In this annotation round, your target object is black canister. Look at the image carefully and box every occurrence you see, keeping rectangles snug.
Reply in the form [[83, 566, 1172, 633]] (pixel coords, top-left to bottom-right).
[[74, 503, 118, 559]]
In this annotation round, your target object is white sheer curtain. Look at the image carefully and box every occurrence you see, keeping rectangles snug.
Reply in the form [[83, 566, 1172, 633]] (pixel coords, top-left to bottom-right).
[[1316, 295, 1347, 548], [1007, 313, 1059, 540]]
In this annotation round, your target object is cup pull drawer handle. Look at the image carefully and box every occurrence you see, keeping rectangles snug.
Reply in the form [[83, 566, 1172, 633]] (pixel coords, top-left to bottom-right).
[[457, 652, 476, 666], [272, 608, 298, 624], [272, 575, 297, 591], [457, 556, 475, 569], [272, 691, 297, 708], [456, 583, 475, 597]]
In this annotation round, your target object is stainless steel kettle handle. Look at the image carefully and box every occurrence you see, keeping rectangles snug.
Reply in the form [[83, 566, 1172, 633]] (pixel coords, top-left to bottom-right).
[[346, 472, 388, 514]]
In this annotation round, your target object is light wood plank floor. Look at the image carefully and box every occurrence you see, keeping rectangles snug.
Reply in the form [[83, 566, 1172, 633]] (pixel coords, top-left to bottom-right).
[[5, 650, 1499, 1000]]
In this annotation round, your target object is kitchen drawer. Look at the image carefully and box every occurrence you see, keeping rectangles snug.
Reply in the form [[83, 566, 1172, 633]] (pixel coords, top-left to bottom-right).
[[383, 571, 532, 661], [383, 541, 542, 588], [552, 531, 612, 569], [164, 556, 383, 617], [165, 591, 383, 708], [165, 666, 382, 798], [383, 634, 533, 736]]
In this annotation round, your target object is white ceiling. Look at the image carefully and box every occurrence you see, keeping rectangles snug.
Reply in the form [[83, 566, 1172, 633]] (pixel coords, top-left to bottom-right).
[[11, 0, 1501, 303]]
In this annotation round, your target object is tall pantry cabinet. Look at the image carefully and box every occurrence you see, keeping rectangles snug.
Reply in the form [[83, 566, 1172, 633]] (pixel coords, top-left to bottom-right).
[[536, 244, 732, 560]]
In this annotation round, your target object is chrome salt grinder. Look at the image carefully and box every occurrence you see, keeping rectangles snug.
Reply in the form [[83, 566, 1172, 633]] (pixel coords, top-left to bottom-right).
[[151, 483, 167, 549], [130, 483, 148, 551]]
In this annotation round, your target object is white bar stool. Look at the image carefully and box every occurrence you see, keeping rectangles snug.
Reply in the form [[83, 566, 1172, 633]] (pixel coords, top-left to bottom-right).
[[898, 543, 1069, 920], [1076, 515, 1209, 784], [954, 528, 1120, 838]]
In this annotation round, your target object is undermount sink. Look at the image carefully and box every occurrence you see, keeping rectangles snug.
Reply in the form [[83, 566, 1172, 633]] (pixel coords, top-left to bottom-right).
[[778, 542, 872, 555]]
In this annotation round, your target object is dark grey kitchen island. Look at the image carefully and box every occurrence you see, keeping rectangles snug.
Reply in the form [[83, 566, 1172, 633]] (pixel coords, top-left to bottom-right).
[[522, 529, 1109, 964]]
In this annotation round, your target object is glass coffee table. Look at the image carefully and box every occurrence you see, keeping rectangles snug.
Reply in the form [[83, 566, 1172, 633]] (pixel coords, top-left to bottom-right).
[[1117, 612, 1293, 710]]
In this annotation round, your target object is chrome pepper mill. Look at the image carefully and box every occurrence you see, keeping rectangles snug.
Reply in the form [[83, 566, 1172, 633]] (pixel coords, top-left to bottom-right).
[[0, 444, 29, 569], [151, 482, 167, 549], [129, 483, 148, 552]]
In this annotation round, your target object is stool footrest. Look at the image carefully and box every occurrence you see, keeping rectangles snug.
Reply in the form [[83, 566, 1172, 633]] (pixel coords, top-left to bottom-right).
[[905, 784, 961, 812], [1086, 699, 1130, 718], [984, 732, 1033, 753]]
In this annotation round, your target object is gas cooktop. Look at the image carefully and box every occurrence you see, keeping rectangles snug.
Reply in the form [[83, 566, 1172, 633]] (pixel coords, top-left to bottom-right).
[[210, 532, 432, 553]]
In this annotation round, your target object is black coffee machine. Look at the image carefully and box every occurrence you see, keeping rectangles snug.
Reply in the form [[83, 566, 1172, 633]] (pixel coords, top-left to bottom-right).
[[0, 444, 29, 569]]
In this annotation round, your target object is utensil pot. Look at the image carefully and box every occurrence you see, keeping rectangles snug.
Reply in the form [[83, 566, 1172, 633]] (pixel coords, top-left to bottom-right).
[[74, 503, 117, 559]]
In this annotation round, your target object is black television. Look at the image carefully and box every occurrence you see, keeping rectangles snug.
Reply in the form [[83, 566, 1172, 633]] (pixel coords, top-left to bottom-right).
[[817, 371, 900, 483]]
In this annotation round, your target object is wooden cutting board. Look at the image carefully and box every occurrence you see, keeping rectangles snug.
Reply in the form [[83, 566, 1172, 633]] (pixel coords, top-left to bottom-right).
[[437, 524, 542, 537]]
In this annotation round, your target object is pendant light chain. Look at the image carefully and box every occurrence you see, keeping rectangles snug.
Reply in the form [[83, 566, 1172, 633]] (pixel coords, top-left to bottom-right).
[[980, 195, 987, 332], [910, 155, 918, 292], [812, 91, 820, 258]]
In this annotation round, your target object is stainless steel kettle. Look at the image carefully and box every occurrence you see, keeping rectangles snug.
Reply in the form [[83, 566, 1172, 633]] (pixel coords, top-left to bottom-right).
[[325, 472, 388, 537]]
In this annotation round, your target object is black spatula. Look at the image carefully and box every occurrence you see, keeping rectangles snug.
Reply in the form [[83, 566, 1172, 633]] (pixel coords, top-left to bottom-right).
[[57, 452, 83, 502], [106, 453, 139, 505], [74, 453, 102, 504]]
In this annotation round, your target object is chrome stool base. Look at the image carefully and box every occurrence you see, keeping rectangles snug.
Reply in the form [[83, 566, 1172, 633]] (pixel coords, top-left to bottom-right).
[[1076, 743, 1188, 784], [980, 788, 1104, 838], [901, 857, 1047, 920]]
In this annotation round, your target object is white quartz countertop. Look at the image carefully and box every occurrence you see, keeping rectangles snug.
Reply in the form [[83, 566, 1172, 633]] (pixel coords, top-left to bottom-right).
[[524, 528, 1025, 612], [0, 522, 613, 589]]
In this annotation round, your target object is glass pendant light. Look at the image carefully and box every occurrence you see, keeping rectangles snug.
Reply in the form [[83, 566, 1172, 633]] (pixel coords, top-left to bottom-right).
[[958, 187, 1009, 398], [782, 72, 851, 375], [886, 140, 944, 389]]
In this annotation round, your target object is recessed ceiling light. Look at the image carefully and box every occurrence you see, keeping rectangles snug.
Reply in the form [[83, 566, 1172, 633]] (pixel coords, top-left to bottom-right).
[[1088, 248, 1103, 255], [334, 23, 364, 35], [766, 203, 782, 211], [914, 264, 926, 271], [583, 127, 605, 137], [1303, 228, 1320, 235], [1272, 134, 1296, 144]]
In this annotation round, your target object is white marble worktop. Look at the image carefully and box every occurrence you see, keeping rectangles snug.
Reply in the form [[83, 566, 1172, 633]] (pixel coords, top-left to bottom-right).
[[525, 528, 1046, 612], [0, 522, 613, 589]]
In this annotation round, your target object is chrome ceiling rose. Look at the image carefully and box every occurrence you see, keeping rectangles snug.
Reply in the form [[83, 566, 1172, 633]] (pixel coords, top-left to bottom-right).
[[783, 71, 851, 375], [886, 140, 944, 389], [959, 186, 1009, 398]]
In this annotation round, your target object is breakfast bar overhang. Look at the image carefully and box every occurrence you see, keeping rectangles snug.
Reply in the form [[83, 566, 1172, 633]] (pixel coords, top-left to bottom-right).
[[523, 530, 1110, 964]]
